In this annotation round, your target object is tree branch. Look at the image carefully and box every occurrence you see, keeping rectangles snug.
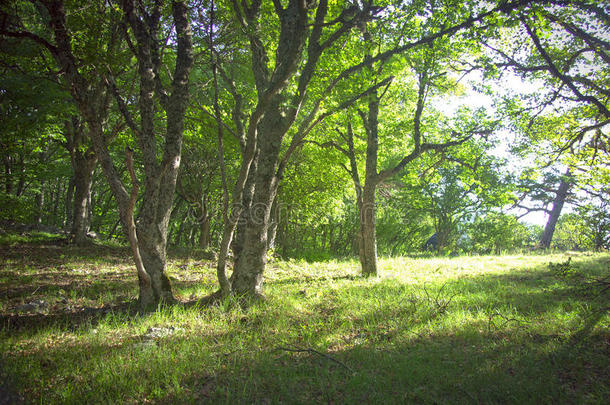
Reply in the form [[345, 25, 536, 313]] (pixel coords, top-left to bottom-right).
[[520, 13, 610, 118]]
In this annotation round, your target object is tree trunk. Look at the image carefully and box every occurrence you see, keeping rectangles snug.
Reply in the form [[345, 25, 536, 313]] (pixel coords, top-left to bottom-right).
[[232, 155, 258, 267], [16, 151, 26, 197], [64, 176, 74, 229], [231, 116, 284, 296], [3, 155, 11, 194], [358, 183, 378, 276], [540, 168, 572, 249], [71, 151, 97, 245], [34, 180, 45, 224], [594, 227, 605, 251], [436, 224, 451, 253], [346, 93, 381, 277], [137, 221, 174, 306], [267, 198, 279, 251], [199, 215, 211, 249], [230, 187, 274, 296]]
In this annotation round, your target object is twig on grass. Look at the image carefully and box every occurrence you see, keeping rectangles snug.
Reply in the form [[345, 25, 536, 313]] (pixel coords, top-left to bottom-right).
[[423, 282, 458, 316], [487, 312, 529, 333], [276, 346, 354, 373], [592, 275, 610, 295]]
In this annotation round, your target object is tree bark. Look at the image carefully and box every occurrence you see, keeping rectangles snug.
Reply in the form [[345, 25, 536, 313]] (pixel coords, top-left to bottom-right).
[[231, 154, 258, 274], [15, 151, 25, 197], [231, 112, 285, 296], [358, 183, 378, 276], [267, 198, 279, 251], [199, 215, 211, 249], [71, 149, 97, 245], [63, 118, 97, 244], [64, 176, 74, 229], [34, 180, 45, 224], [137, 221, 174, 306], [123, 0, 193, 307], [124, 148, 154, 307], [539, 168, 572, 249], [436, 225, 451, 253]]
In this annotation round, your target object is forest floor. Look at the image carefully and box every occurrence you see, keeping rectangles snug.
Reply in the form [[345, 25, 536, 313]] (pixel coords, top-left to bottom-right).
[[0, 233, 609, 404]]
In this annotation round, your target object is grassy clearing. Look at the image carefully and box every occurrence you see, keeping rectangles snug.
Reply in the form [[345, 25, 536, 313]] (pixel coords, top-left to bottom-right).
[[1, 239, 608, 404]]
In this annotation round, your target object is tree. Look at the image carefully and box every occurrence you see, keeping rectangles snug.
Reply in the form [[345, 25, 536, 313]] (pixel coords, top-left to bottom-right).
[[551, 190, 610, 252], [470, 0, 608, 252], [575, 186, 610, 251], [477, 0, 609, 249], [325, 0, 514, 274], [63, 117, 99, 244], [209, 0, 538, 297], [468, 212, 531, 254], [0, 40, 76, 225], [0, 19, 111, 242], [1, 0, 194, 309], [538, 168, 574, 248], [104, 0, 194, 308], [398, 149, 513, 253], [514, 167, 576, 248], [553, 213, 592, 250], [478, 0, 609, 127]]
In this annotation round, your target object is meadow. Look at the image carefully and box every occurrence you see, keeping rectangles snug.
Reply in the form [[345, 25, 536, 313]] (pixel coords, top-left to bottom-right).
[[1, 235, 608, 404]]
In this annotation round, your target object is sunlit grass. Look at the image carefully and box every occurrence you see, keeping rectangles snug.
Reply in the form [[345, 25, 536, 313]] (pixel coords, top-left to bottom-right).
[[1, 242, 608, 404], [0, 231, 62, 246]]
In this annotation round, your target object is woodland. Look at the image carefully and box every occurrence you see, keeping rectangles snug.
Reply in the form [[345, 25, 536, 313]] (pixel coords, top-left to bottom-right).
[[0, 0, 609, 403]]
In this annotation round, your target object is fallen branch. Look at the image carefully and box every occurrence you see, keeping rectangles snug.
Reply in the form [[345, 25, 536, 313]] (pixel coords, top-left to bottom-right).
[[276, 346, 354, 373]]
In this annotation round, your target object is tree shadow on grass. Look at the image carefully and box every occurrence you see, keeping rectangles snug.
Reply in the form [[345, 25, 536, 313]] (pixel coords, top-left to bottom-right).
[[213, 256, 609, 403], [0, 301, 140, 332], [0, 280, 221, 334], [267, 274, 362, 286], [234, 327, 608, 404], [1, 255, 608, 404], [0, 242, 221, 333], [1, 252, 608, 402], [1, 289, 216, 333], [7, 299, 604, 404], [180, 270, 608, 403]]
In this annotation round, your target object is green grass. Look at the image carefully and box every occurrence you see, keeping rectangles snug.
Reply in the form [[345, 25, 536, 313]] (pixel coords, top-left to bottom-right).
[[1, 240, 608, 404], [0, 231, 64, 246]]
